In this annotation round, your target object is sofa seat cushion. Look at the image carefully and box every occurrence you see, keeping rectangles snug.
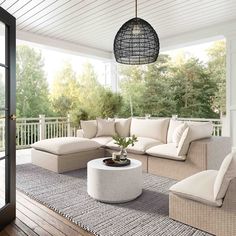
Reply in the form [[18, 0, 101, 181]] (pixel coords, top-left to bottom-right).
[[106, 137, 162, 154], [31, 137, 101, 155], [146, 143, 186, 160], [169, 170, 222, 207], [91, 136, 113, 146], [128, 137, 162, 154]]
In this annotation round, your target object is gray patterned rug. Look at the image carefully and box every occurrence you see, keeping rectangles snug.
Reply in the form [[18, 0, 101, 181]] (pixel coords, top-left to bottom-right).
[[16, 164, 211, 236]]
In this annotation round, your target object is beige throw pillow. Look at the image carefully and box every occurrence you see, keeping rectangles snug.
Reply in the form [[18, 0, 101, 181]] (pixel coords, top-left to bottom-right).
[[167, 119, 184, 143], [80, 120, 97, 139], [172, 123, 188, 147], [96, 118, 116, 137], [115, 118, 131, 137], [177, 122, 213, 156], [214, 152, 236, 200], [130, 118, 170, 143]]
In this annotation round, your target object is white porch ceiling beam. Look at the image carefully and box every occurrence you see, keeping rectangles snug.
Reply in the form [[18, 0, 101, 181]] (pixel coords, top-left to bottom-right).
[[160, 20, 236, 52], [16, 30, 113, 61]]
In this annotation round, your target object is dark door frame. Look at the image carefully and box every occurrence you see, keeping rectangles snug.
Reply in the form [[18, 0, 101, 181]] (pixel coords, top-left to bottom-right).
[[0, 7, 16, 229]]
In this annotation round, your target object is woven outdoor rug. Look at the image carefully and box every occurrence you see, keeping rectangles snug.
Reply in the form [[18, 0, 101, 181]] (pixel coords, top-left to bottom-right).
[[16, 164, 211, 236]]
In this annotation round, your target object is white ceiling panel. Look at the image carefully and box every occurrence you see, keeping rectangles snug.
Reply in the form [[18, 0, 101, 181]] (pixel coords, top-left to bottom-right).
[[1, 0, 236, 55]]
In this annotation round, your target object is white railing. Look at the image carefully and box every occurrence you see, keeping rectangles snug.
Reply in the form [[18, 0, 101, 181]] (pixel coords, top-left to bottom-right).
[[0, 115, 223, 151], [176, 117, 222, 136], [0, 115, 76, 150], [138, 116, 222, 137]]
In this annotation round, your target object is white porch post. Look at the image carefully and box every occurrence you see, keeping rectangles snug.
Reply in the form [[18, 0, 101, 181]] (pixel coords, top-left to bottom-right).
[[105, 60, 118, 92], [226, 33, 236, 150], [110, 61, 118, 92], [39, 115, 46, 140], [67, 114, 71, 137]]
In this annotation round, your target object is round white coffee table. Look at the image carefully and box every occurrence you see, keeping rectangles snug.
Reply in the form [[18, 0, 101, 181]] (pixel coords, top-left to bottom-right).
[[87, 158, 142, 203]]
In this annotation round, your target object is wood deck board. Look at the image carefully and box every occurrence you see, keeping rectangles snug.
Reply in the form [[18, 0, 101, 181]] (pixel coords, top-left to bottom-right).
[[0, 191, 93, 236]]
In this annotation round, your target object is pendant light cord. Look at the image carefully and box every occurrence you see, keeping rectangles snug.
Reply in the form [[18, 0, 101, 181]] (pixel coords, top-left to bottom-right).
[[135, 0, 137, 18]]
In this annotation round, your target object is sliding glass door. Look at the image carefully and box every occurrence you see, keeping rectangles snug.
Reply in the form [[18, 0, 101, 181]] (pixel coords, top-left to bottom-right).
[[0, 7, 16, 229]]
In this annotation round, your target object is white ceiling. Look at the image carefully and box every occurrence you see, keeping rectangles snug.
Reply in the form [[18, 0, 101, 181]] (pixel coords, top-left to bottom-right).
[[1, 0, 236, 55]]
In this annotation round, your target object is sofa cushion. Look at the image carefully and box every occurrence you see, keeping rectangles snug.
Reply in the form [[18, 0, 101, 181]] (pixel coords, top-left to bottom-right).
[[115, 118, 131, 137], [169, 170, 222, 207], [91, 136, 113, 146], [146, 143, 186, 160], [177, 122, 213, 156], [106, 137, 162, 154], [96, 118, 116, 137], [31, 137, 101, 155], [128, 137, 162, 154], [172, 123, 188, 147], [167, 119, 183, 143], [80, 120, 97, 139], [130, 118, 169, 143], [214, 152, 236, 200]]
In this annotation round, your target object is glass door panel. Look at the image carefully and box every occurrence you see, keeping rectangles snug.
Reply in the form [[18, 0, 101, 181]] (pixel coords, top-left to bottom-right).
[[0, 37, 6, 210], [0, 22, 5, 64], [0, 159, 5, 208], [0, 67, 5, 160], [0, 7, 16, 229]]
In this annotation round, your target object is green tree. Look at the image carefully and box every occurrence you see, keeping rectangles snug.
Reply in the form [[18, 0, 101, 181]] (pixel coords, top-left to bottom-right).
[[207, 40, 226, 115], [119, 55, 176, 117], [171, 58, 218, 118], [16, 45, 52, 117], [140, 54, 177, 116], [98, 88, 122, 118], [118, 65, 146, 116], [78, 63, 105, 118], [50, 62, 80, 116]]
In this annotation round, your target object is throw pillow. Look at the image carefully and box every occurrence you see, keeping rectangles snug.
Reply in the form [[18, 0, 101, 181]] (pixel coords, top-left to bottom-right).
[[115, 118, 131, 137], [96, 118, 116, 137], [177, 122, 213, 156], [172, 123, 188, 147], [80, 120, 97, 139], [167, 119, 184, 143], [214, 152, 236, 200]]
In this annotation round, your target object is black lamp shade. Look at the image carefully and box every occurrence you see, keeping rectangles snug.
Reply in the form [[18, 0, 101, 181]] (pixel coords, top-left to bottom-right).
[[114, 17, 160, 65]]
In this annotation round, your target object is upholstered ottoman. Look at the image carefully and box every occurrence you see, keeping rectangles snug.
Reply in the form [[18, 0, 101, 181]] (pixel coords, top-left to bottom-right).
[[31, 137, 105, 173]]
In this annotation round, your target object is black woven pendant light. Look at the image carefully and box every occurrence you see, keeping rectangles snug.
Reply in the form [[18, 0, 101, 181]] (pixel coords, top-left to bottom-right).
[[114, 0, 160, 65]]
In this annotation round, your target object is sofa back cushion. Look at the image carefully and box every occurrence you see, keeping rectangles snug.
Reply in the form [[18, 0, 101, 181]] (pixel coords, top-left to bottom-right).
[[80, 120, 97, 139], [177, 122, 213, 156], [167, 119, 184, 143], [115, 118, 131, 137], [96, 118, 116, 137], [214, 152, 236, 200], [130, 118, 170, 143]]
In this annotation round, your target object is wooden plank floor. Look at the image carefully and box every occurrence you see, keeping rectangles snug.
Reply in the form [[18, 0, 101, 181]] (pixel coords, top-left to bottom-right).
[[0, 191, 93, 236]]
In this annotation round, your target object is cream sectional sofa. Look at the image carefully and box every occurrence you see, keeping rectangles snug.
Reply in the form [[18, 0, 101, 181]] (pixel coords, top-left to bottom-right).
[[31, 117, 231, 180]]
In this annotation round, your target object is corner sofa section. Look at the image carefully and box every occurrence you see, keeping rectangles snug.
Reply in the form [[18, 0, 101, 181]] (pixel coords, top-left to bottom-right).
[[76, 118, 232, 180]]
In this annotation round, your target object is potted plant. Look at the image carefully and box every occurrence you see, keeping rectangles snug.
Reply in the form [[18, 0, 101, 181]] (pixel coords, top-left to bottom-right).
[[112, 135, 138, 161]]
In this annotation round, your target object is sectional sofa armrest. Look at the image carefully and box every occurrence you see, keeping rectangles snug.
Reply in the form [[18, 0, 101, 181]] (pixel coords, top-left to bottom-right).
[[187, 136, 232, 170], [77, 129, 85, 138]]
